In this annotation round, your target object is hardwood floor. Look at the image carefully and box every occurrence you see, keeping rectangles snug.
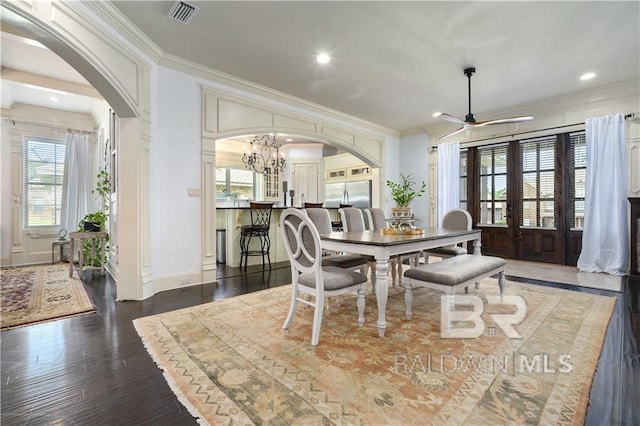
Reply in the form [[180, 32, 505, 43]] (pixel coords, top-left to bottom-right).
[[1, 262, 638, 425]]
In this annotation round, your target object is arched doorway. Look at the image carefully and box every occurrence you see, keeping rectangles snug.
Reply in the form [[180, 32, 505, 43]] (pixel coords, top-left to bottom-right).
[[1, 2, 152, 300]]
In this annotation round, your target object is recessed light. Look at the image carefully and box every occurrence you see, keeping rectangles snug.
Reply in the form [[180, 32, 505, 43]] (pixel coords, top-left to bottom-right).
[[285, 138, 293, 142], [580, 72, 596, 81], [433, 112, 442, 117], [316, 53, 330, 64]]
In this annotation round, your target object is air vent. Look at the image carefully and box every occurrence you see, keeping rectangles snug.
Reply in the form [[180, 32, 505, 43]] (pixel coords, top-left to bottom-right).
[[167, 1, 199, 24]]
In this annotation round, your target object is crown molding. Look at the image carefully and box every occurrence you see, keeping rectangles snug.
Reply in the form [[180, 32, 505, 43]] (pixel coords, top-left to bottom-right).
[[160, 53, 399, 139], [80, 1, 163, 63]]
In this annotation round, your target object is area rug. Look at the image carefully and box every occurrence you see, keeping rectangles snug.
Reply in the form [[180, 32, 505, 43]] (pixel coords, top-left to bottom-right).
[[1, 264, 96, 330], [134, 278, 615, 425]]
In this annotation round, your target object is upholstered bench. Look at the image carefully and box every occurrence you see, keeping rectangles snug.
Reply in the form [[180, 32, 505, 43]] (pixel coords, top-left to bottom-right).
[[402, 254, 506, 320]]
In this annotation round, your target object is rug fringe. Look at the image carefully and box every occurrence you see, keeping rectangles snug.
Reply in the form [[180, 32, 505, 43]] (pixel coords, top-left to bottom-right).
[[133, 319, 209, 426]]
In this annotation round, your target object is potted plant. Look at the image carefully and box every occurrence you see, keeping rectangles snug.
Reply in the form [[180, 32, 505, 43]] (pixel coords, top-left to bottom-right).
[[386, 173, 426, 219], [77, 169, 110, 269]]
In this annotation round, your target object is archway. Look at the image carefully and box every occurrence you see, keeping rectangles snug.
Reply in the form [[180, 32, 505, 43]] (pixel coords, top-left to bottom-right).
[[1, 2, 152, 300]]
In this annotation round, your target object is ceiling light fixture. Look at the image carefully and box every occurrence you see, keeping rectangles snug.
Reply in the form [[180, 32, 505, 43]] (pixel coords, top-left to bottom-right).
[[316, 53, 331, 64], [580, 72, 596, 81], [242, 134, 286, 175], [433, 112, 442, 117]]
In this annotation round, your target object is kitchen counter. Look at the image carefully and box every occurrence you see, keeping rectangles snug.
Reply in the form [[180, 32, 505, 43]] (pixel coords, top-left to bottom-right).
[[216, 206, 340, 267]]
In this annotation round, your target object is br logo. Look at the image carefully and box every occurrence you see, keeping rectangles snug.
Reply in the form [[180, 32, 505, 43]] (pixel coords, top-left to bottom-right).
[[440, 295, 526, 339]]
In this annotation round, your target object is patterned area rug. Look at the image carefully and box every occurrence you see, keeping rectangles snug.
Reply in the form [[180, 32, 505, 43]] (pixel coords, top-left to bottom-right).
[[134, 278, 615, 425], [1, 264, 96, 330]]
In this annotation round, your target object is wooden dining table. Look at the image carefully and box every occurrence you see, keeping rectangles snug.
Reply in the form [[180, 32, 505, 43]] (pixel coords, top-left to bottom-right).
[[320, 227, 482, 337]]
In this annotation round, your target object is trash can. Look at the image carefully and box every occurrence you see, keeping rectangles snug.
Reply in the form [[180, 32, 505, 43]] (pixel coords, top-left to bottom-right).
[[216, 229, 226, 263]]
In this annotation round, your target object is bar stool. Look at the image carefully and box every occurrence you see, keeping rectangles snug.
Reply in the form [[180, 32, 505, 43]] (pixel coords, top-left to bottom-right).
[[240, 202, 275, 270]]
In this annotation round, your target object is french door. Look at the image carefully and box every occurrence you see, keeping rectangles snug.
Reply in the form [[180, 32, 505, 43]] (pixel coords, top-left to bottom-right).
[[466, 133, 584, 265]]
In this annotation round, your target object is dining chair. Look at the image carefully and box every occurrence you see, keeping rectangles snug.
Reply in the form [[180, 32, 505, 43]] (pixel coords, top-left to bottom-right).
[[364, 207, 421, 287], [424, 208, 472, 262], [338, 207, 377, 286], [304, 208, 369, 272], [280, 208, 367, 346]]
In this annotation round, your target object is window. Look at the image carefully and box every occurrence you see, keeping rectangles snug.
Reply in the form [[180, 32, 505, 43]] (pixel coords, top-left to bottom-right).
[[520, 136, 556, 228], [477, 144, 508, 225], [24, 137, 66, 227], [459, 149, 468, 211], [569, 132, 586, 229], [216, 167, 254, 200]]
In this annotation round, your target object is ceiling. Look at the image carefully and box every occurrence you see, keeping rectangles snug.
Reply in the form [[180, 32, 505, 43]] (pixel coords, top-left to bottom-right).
[[0, 31, 105, 116], [2, 1, 639, 136]]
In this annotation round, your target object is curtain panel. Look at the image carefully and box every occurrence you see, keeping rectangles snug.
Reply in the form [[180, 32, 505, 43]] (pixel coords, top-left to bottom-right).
[[437, 142, 460, 226], [60, 132, 93, 233], [577, 113, 628, 275]]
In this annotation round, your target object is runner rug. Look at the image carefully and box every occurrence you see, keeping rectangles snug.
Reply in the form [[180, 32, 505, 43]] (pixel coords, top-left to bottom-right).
[[1, 263, 96, 330], [134, 278, 615, 425]]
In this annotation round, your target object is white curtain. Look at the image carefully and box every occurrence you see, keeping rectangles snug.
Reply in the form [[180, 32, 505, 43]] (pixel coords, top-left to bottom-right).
[[60, 132, 93, 233], [437, 141, 460, 226], [577, 113, 628, 275]]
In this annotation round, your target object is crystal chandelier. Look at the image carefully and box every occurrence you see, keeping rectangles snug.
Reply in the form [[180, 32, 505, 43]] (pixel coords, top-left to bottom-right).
[[241, 134, 286, 175]]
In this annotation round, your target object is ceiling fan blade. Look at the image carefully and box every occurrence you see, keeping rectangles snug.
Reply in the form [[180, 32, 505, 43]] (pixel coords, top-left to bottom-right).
[[437, 113, 467, 126], [438, 126, 466, 140], [479, 116, 534, 126]]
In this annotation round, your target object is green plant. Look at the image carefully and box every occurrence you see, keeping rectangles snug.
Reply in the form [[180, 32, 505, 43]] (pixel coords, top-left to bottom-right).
[[386, 173, 426, 207], [77, 170, 111, 268]]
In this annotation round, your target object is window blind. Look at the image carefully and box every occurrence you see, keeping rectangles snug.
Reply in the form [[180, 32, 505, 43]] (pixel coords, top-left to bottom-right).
[[519, 136, 556, 228], [476, 143, 508, 225], [569, 132, 586, 229], [24, 137, 66, 227]]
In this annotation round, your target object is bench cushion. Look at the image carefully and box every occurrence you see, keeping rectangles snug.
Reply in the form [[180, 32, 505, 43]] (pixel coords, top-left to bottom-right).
[[404, 254, 505, 286], [425, 245, 468, 257]]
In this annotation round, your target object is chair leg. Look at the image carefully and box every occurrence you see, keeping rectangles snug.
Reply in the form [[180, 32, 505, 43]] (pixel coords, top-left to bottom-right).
[[498, 271, 506, 299], [357, 285, 366, 326], [239, 232, 247, 269], [311, 295, 324, 346], [265, 234, 272, 270], [282, 285, 299, 330]]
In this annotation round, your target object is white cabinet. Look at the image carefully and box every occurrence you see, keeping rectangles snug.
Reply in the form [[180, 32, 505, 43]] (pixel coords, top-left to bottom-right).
[[327, 168, 346, 180], [264, 168, 281, 200], [324, 153, 371, 182]]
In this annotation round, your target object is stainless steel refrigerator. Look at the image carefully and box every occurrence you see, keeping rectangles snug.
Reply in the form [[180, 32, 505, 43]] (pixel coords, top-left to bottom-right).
[[324, 180, 371, 209]]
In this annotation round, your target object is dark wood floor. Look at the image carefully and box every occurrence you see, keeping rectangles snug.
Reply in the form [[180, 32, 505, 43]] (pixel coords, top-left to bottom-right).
[[1, 263, 639, 425]]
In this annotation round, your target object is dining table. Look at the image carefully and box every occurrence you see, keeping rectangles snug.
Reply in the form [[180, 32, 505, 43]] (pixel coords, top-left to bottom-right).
[[320, 227, 482, 337]]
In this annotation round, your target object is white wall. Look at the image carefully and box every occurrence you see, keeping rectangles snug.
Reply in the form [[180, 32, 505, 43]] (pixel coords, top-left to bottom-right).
[[1, 121, 12, 264], [152, 66, 203, 279], [397, 133, 430, 225]]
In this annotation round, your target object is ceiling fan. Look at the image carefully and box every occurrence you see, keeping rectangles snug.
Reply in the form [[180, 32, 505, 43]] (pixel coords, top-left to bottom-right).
[[437, 67, 533, 140]]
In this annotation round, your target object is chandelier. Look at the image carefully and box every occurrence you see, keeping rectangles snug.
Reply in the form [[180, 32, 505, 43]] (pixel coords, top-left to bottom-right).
[[241, 134, 286, 175]]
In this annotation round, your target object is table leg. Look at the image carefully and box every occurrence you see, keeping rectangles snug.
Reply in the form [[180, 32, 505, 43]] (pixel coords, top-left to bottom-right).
[[100, 236, 105, 275], [78, 237, 84, 279], [473, 238, 482, 255], [375, 258, 389, 337], [69, 239, 75, 277]]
